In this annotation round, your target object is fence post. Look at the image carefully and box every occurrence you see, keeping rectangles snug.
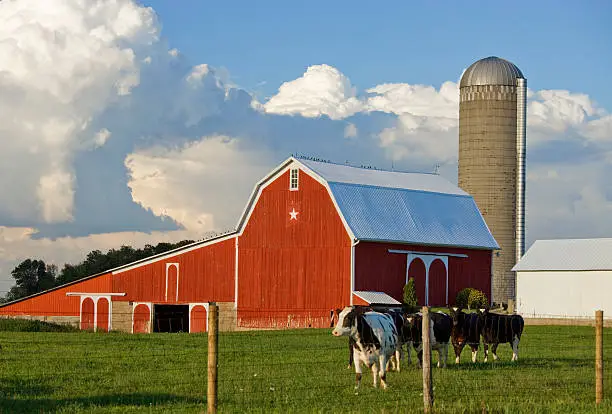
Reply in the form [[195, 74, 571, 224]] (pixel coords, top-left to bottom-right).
[[422, 306, 433, 413], [596, 310, 603, 405], [208, 302, 219, 414]]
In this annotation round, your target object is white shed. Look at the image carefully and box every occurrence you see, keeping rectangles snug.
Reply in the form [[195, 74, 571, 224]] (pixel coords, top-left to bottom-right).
[[513, 238, 612, 319]]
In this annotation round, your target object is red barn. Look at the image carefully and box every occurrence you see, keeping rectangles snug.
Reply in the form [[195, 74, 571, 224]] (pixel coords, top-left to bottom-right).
[[0, 157, 498, 332]]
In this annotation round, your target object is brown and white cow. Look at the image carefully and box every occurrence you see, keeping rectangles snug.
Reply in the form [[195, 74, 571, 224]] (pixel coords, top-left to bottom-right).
[[449, 307, 482, 364], [332, 306, 399, 390]]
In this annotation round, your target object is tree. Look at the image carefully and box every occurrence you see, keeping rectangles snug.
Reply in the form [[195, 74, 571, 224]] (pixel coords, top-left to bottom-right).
[[4, 259, 56, 302], [403, 277, 418, 310]]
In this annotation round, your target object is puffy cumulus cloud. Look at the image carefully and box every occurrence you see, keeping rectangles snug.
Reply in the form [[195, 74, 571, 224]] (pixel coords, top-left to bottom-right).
[[125, 136, 274, 232], [264, 65, 363, 120], [0, 0, 158, 224], [527, 89, 608, 144], [365, 81, 459, 118], [377, 114, 458, 166], [0, 226, 198, 294]]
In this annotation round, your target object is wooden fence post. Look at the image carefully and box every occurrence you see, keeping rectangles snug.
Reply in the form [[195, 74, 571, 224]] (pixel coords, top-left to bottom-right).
[[208, 302, 219, 414], [422, 306, 433, 413], [596, 310, 603, 405]]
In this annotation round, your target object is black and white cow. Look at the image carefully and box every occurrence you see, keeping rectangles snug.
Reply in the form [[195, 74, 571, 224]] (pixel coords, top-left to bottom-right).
[[448, 307, 482, 364], [332, 306, 399, 390], [404, 311, 452, 368], [478, 309, 525, 362]]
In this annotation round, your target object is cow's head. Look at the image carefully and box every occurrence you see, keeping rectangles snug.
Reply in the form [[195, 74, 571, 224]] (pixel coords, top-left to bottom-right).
[[331, 306, 361, 337], [448, 306, 464, 326]]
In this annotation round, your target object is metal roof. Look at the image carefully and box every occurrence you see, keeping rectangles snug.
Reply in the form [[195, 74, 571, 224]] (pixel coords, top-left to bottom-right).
[[299, 159, 468, 196], [513, 238, 612, 272], [329, 182, 499, 249], [353, 291, 401, 305], [460, 56, 524, 88]]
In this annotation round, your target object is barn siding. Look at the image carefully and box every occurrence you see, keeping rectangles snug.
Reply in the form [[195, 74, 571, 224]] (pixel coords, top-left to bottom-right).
[[355, 242, 492, 306], [0, 273, 112, 318], [238, 169, 351, 328], [112, 238, 236, 304]]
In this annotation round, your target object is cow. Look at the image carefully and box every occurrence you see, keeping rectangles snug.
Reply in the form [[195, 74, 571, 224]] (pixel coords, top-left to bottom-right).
[[448, 307, 482, 364], [404, 311, 452, 368], [332, 305, 408, 372], [478, 308, 525, 362], [332, 306, 399, 390]]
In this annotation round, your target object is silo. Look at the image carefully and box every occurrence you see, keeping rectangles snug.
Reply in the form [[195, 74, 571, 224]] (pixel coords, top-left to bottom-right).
[[458, 56, 527, 305]]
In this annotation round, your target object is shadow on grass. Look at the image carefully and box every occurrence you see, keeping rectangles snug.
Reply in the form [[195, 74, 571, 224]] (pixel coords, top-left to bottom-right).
[[431, 356, 593, 371], [0, 378, 55, 397], [0, 392, 203, 413]]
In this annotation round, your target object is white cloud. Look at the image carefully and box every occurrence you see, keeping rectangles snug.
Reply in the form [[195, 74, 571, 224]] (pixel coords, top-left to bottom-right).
[[344, 123, 358, 138], [264, 64, 363, 120], [0, 0, 158, 224], [365, 81, 459, 118], [125, 135, 273, 232]]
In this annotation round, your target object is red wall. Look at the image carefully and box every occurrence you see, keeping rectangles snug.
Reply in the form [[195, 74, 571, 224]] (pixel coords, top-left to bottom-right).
[[0, 273, 112, 317], [112, 238, 236, 304], [355, 242, 492, 306], [238, 168, 351, 328]]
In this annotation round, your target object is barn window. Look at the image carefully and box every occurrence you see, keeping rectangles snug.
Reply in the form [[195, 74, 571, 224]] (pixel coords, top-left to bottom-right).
[[290, 168, 299, 191]]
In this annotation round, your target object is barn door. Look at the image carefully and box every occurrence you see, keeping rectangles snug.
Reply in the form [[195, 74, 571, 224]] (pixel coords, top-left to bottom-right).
[[190, 305, 207, 333], [133, 304, 151, 333], [81, 297, 95, 330], [96, 297, 110, 332], [407, 258, 426, 307], [428, 259, 447, 306]]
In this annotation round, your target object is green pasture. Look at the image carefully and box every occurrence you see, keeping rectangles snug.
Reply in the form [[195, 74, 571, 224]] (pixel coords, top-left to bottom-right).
[[0, 324, 610, 413]]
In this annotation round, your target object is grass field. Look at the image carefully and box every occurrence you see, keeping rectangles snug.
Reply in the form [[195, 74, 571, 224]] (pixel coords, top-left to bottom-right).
[[0, 325, 611, 413]]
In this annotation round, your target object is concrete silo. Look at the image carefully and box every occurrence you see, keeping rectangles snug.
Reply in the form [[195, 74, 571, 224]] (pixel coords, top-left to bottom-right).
[[458, 56, 527, 305]]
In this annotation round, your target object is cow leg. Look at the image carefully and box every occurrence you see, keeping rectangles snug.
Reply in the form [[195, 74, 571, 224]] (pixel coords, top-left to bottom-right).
[[491, 343, 499, 361], [353, 349, 363, 391], [406, 341, 413, 365], [453, 343, 464, 364], [347, 338, 355, 369], [483, 343, 489, 363], [414, 343, 423, 367], [371, 361, 379, 389], [470, 345, 478, 363], [512, 336, 520, 361], [438, 343, 448, 368], [378, 354, 388, 390]]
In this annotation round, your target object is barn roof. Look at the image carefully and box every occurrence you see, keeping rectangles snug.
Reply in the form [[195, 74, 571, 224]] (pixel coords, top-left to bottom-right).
[[512, 238, 612, 272], [298, 159, 498, 250], [353, 291, 402, 305]]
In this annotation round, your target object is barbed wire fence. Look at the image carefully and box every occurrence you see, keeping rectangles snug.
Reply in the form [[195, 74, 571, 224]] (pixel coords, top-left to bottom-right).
[[0, 304, 610, 413]]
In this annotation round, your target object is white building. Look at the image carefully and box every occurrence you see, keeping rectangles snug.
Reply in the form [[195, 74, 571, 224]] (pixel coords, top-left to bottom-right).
[[513, 238, 612, 319]]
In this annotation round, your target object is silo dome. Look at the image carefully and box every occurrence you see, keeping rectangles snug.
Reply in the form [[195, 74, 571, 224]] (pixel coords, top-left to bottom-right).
[[460, 56, 524, 88]]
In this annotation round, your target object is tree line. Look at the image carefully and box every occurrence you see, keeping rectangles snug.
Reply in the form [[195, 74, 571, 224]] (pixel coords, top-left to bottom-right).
[[0, 240, 194, 303]]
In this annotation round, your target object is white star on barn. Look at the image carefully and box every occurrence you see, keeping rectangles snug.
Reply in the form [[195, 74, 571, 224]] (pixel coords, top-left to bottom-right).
[[289, 208, 299, 220]]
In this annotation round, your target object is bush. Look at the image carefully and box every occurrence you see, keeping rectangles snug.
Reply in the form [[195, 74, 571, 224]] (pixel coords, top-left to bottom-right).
[[403, 277, 418, 308], [0, 318, 79, 332], [455, 288, 489, 310]]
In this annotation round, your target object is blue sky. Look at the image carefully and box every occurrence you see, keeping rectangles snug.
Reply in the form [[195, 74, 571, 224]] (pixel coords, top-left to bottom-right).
[[141, 0, 612, 108]]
